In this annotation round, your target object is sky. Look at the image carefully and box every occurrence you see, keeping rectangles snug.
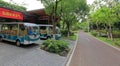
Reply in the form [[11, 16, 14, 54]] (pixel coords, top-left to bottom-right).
[[3, 0, 95, 11], [3, 0, 44, 11], [87, 0, 95, 5]]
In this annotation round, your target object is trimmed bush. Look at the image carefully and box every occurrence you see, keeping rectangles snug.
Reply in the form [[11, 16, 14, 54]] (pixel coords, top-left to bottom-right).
[[40, 39, 70, 56]]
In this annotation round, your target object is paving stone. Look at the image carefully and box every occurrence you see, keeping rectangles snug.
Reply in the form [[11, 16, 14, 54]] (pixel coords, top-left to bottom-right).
[[0, 40, 75, 66]]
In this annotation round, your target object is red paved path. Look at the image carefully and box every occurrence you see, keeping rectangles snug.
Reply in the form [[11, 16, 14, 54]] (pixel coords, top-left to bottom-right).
[[67, 31, 120, 66]]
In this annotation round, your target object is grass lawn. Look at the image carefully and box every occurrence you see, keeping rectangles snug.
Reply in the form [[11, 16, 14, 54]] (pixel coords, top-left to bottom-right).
[[68, 35, 77, 41], [62, 33, 77, 41], [96, 36, 120, 48], [96, 37, 113, 45]]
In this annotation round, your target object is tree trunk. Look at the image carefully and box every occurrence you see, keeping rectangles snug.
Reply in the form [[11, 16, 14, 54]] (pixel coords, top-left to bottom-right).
[[67, 23, 70, 37], [62, 20, 65, 29], [104, 24, 110, 39], [96, 23, 100, 36], [52, 0, 58, 40], [109, 24, 113, 41], [53, 20, 57, 40]]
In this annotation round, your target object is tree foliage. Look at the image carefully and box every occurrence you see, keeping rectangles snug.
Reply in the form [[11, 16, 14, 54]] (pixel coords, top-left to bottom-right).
[[0, 0, 26, 12], [40, 0, 89, 37], [89, 0, 120, 40]]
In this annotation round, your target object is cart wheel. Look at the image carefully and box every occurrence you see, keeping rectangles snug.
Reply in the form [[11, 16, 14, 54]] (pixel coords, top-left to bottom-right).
[[47, 36, 51, 39], [16, 40, 21, 46], [0, 37, 2, 42]]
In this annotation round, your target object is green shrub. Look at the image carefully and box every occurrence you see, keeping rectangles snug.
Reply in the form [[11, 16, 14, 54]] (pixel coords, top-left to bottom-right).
[[112, 31, 120, 38], [40, 39, 70, 56], [61, 30, 74, 36], [84, 28, 88, 32], [99, 30, 107, 37], [99, 30, 120, 38], [91, 30, 97, 36], [61, 30, 68, 36], [100, 30, 106, 33]]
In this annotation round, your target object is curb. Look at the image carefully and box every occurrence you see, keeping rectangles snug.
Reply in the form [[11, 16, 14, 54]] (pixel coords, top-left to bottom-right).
[[64, 32, 79, 66]]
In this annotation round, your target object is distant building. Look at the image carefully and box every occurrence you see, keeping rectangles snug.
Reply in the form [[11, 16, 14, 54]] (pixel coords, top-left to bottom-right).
[[0, 7, 51, 25], [24, 9, 51, 24]]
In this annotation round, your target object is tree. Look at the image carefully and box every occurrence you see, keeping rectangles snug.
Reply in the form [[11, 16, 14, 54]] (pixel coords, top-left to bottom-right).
[[90, 7, 104, 36], [90, 0, 120, 40], [75, 0, 89, 21], [40, 0, 62, 39], [61, 0, 89, 36], [62, 13, 78, 37], [0, 0, 26, 12], [40, 0, 89, 37]]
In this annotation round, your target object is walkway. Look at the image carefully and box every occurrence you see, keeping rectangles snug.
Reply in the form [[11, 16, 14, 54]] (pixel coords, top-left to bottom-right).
[[66, 31, 120, 66]]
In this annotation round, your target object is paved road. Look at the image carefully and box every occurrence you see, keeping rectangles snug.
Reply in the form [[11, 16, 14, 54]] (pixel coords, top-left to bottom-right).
[[68, 31, 120, 66], [0, 40, 66, 66]]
